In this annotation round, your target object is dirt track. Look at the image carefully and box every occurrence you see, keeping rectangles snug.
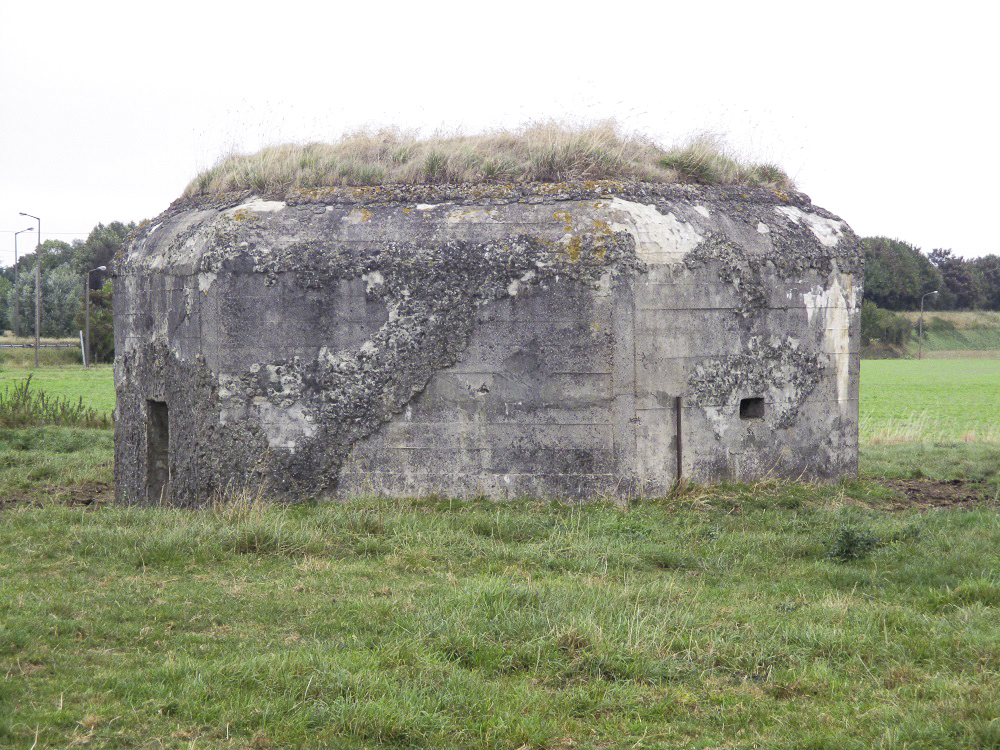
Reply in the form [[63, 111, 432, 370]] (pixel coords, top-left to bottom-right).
[[880, 479, 998, 510]]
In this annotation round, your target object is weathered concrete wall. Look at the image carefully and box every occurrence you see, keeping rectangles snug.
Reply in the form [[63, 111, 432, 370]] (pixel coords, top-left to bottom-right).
[[114, 182, 861, 505]]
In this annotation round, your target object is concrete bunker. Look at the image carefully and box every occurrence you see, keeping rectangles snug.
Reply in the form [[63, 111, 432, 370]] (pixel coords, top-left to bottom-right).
[[114, 181, 861, 505]]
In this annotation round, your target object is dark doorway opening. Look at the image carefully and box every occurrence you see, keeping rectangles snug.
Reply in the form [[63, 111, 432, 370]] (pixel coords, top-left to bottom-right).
[[147, 400, 170, 503], [739, 397, 765, 420]]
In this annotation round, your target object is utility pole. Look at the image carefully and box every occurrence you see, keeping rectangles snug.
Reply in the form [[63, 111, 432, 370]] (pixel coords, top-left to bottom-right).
[[34, 264, 40, 366], [19, 212, 41, 367], [12, 227, 33, 337]]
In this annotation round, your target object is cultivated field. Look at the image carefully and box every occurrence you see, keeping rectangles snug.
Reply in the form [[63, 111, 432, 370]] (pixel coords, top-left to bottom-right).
[[0, 360, 997, 749]]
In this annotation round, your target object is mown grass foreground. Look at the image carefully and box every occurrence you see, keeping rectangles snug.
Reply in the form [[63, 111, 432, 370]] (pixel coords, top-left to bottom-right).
[[2, 363, 999, 748], [2, 486, 998, 749]]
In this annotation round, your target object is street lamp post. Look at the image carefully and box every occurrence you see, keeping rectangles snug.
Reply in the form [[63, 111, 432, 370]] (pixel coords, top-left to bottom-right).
[[84, 266, 107, 368], [918, 290, 939, 360], [12, 226, 33, 337], [18, 212, 41, 367]]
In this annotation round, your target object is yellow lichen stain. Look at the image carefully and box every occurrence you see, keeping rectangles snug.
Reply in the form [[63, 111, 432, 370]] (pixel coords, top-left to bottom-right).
[[350, 186, 383, 202], [471, 183, 516, 200], [565, 235, 582, 263], [553, 210, 573, 232], [593, 201, 605, 209], [229, 209, 256, 222], [590, 321, 602, 334], [361, 208, 373, 222], [590, 220, 613, 261], [772, 189, 790, 201], [403, 207, 413, 214], [582, 180, 624, 193]]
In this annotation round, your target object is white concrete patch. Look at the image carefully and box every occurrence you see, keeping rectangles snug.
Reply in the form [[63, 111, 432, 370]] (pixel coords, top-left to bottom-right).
[[757, 222, 770, 234], [703, 406, 733, 441], [694, 205, 711, 218], [148, 222, 162, 237], [343, 209, 371, 225], [363, 270, 384, 293], [506, 269, 536, 297], [238, 198, 286, 213], [257, 401, 317, 451], [774, 206, 846, 247], [415, 204, 440, 211], [803, 273, 857, 402], [608, 198, 704, 264], [446, 207, 495, 224], [197, 270, 217, 294]]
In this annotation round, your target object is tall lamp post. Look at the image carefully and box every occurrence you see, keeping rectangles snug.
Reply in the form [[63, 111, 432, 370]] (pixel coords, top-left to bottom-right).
[[84, 265, 107, 368], [918, 290, 939, 360], [12, 226, 33, 337], [18, 212, 41, 367]]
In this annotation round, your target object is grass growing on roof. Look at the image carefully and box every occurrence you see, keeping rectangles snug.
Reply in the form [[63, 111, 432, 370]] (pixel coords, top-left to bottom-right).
[[183, 122, 794, 197]]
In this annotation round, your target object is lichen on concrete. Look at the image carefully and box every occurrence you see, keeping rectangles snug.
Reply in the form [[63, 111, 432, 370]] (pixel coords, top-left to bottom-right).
[[115, 180, 861, 504], [687, 338, 823, 431], [210, 230, 639, 497]]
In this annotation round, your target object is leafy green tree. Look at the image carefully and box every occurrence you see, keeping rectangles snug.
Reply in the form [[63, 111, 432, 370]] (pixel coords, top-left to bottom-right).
[[929, 249, 984, 310], [0, 276, 11, 332], [971, 254, 1000, 311], [8, 256, 88, 338], [75, 280, 114, 362], [862, 237, 941, 310], [7, 268, 35, 337], [77, 222, 134, 290], [41, 265, 84, 337], [4, 220, 135, 342], [860, 300, 912, 347]]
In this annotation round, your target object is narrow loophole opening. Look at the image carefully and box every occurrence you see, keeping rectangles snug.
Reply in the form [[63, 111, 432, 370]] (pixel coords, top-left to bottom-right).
[[739, 397, 765, 420], [147, 400, 170, 503]]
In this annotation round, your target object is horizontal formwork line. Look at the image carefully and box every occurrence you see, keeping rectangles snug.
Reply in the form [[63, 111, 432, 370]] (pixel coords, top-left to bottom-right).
[[443, 370, 613, 377], [391, 446, 615, 451], [385, 422, 612, 427], [342, 472, 622, 479], [631, 349, 861, 358], [635, 305, 859, 313]]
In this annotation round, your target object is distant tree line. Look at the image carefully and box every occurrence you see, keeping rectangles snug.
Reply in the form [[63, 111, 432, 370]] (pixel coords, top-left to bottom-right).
[[863, 237, 1000, 310], [0, 221, 134, 362]]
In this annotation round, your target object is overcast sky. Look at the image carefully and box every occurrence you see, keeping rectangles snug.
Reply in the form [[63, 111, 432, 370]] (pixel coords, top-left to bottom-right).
[[2, 1, 996, 263]]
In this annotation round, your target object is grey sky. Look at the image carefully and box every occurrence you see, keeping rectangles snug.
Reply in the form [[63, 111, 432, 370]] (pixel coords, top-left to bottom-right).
[[2, 1, 995, 261]]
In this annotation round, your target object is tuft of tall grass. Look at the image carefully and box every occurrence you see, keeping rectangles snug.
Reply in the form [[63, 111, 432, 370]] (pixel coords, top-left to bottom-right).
[[862, 410, 1000, 445], [183, 121, 794, 197], [0, 374, 110, 429]]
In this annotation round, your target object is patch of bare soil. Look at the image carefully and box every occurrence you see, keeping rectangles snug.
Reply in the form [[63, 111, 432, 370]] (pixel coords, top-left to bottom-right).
[[880, 479, 998, 510], [0, 482, 112, 510]]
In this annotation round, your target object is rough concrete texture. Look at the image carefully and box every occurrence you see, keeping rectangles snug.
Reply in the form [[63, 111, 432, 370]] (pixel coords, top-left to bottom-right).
[[114, 181, 861, 505]]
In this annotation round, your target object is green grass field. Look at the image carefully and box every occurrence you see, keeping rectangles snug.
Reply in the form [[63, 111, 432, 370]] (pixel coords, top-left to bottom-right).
[[0, 361, 997, 749], [0, 365, 115, 417], [860, 360, 1000, 443]]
